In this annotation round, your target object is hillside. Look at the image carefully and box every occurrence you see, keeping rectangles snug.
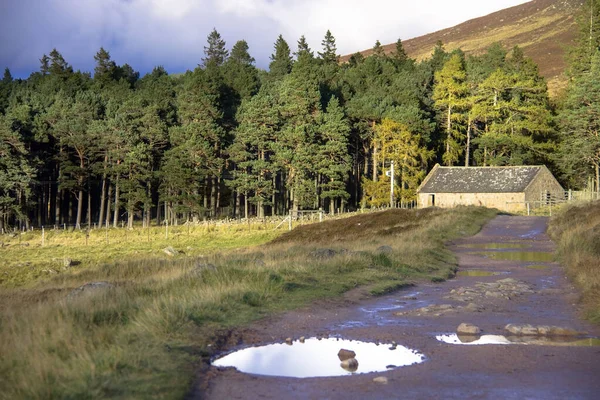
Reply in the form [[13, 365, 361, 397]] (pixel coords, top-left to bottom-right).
[[342, 0, 583, 95]]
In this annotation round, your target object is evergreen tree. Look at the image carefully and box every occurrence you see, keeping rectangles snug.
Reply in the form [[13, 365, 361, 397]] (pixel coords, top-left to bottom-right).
[[269, 35, 293, 78], [224, 40, 259, 100], [39, 54, 50, 75], [318, 30, 338, 64], [317, 96, 351, 213], [372, 40, 385, 58], [568, 0, 600, 78], [433, 54, 469, 165], [202, 28, 228, 67], [93, 47, 117, 84], [393, 38, 409, 65], [559, 51, 600, 190]]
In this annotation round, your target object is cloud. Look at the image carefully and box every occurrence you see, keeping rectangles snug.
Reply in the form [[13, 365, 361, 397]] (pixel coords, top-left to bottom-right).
[[0, 0, 529, 78]]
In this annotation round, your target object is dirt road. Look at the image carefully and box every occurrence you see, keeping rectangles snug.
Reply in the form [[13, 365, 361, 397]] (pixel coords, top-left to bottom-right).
[[198, 216, 600, 399]]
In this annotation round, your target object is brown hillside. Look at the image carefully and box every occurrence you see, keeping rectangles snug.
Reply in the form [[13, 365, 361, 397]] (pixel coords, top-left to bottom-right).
[[342, 0, 583, 96]]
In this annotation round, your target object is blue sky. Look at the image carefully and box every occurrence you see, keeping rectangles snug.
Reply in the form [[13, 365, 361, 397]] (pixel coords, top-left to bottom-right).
[[0, 0, 530, 79]]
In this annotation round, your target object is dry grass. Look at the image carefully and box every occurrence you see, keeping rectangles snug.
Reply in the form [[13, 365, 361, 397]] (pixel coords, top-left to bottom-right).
[[0, 206, 497, 399], [548, 201, 600, 323]]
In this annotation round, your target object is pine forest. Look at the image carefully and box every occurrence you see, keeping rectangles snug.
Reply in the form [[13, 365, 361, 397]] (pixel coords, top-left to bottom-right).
[[1, 2, 600, 231]]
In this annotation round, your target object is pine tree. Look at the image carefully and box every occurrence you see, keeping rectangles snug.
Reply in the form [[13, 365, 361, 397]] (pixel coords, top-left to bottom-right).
[[318, 30, 338, 64], [433, 54, 469, 165], [559, 51, 600, 190], [568, 0, 600, 78], [393, 38, 409, 65], [202, 28, 228, 68], [317, 96, 351, 213], [269, 35, 293, 78], [39, 54, 50, 75], [93, 47, 117, 84], [224, 40, 259, 100], [372, 40, 385, 58]]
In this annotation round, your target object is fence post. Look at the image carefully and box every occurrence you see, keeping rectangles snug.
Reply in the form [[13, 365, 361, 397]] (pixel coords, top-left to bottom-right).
[[527, 202, 530, 216], [41, 226, 45, 247], [288, 210, 292, 231], [319, 208, 323, 223]]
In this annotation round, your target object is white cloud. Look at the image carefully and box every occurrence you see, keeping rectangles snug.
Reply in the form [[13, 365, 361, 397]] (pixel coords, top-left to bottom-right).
[[0, 0, 530, 77]]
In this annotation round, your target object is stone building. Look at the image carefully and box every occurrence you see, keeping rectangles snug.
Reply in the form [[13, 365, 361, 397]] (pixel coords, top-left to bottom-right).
[[416, 164, 564, 212]]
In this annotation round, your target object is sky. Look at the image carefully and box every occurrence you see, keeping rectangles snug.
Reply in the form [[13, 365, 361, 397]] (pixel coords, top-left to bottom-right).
[[0, 0, 531, 79]]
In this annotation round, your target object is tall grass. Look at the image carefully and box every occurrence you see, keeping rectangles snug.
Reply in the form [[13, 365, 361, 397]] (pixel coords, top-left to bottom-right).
[[0, 206, 496, 399], [548, 201, 600, 323]]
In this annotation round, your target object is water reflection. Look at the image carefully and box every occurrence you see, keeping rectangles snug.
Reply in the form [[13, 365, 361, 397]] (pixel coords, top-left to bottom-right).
[[437, 334, 600, 347], [459, 243, 530, 249], [212, 338, 425, 378], [457, 270, 503, 277], [475, 251, 554, 262]]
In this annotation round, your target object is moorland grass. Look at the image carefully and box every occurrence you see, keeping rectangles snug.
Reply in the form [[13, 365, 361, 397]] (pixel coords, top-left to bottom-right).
[[0, 206, 496, 399], [548, 201, 600, 323]]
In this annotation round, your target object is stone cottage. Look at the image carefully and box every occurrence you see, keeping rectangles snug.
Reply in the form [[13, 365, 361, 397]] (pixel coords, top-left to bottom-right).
[[416, 164, 564, 212]]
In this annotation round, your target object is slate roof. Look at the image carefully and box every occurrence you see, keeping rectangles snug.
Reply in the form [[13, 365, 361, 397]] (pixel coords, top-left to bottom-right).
[[418, 165, 544, 193]]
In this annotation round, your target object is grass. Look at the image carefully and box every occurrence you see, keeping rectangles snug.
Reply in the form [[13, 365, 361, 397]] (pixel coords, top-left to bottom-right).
[[548, 201, 600, 324], [0, 206, 497, 399]]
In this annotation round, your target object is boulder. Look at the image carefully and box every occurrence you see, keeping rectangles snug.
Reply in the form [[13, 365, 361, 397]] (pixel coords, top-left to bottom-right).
[[457, 323, 481, 335], [377, 245, 393, 254], [63, 257, 72, 268], [373, 376, 388, 384], [309, 248, 337, 259], [340, 358, 359, 372], [163, 246, 179, 256], [285, 337, 293, 345], [504, 324, 540, 336], [338, 349, 356, 361]]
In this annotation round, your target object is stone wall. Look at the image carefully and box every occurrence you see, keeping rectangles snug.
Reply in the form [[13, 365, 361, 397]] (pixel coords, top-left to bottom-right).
[[523, 168, 565, 204], [418, 192, 526, 212]]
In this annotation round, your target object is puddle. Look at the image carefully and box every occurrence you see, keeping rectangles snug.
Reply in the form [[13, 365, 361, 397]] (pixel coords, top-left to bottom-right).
[[460, 243, 530, 249], [527, 265, 551, 270], [457, 270, 503, 277], [212, 338, 425, 378], [475, 251, 554, 262], [437, 334, 600, 347]]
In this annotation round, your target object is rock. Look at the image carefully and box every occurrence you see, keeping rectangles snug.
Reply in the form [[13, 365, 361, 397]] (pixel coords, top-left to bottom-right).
[[338, 349, 356, 361], [377, 245, 393, 254], [465, 303, 484, 312], [309, 248, 337, 259], [497, 278, 518, 284], [63, 257, 72, 268], [299, 336, 305, 343], [373, 376, 388, 384], [285, 337, 293, 345], [340, 358, 359, 372], [163, 246, 179, 256], [67, 281, 114, 299], [548, 326, 581, 336], [457, 323, 481, 335], [504, 324, 538, 336]]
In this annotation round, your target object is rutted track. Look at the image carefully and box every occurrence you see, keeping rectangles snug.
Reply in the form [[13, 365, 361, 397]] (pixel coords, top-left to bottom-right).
[[198, 216, 600, 400]]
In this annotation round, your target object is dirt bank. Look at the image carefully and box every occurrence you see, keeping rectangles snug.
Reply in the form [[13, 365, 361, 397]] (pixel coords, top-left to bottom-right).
[[195, 216, 600, 400]]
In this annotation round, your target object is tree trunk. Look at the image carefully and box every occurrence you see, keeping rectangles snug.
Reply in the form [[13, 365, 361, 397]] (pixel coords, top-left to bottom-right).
[[595, 163, 600, 193], [113, 175, 120, 228], [465, 117, 472, 167], [210, 176, 217, 217], [445, 106, 452, 166], [98, 155, 108, 228], [75, 189, 83, 229], [127, 199, 134, 229], [86, 189, 91, 228], [105, 183, 112, 228], [244, 192, 248, 219]]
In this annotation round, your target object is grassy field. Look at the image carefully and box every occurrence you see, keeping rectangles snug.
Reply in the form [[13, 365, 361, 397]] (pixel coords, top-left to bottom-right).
[[0, 206, 497, 399], [548, 201, 600, 323]]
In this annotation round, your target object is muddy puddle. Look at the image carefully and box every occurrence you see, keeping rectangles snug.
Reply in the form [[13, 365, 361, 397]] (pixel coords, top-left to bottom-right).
[[460, 243, 530, 250], [527, 265, 552, 270], [474, 251, 555, 262], [437, 334, 600, 347], [456, 270, 504, 277], [212, 337, 425, 378]]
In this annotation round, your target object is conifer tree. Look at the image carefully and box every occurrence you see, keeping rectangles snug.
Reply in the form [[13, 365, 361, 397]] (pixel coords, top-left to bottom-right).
[[372, 40, 385, 58], [269, 35, 293, 79], [318, 30, 338, 64], [93, 47, 117, 84], [202, 28, 228, 67], [433, 54, 469, 165]]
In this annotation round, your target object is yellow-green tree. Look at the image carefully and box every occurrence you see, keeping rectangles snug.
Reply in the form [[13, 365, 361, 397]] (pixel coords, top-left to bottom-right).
[[433, 54, 469, 166], [363, 118, 432, 205]]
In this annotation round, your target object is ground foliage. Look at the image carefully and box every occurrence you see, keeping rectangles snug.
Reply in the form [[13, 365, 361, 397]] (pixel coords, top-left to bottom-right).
[[0, 206, 497, 399]]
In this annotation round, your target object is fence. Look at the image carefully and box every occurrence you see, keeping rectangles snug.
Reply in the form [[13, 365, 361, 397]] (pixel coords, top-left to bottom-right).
[[506, 190, 600, 216]]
